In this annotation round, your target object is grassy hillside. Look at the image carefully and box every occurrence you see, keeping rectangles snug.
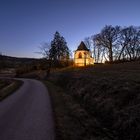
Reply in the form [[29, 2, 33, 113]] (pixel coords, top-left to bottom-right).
[[0, 55, 47, 77], [47, 61, 140, 140], [0, 79, 23, 101], [0, 55, 38, 68]]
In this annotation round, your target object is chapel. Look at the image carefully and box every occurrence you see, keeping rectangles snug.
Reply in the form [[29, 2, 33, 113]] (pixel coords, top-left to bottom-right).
[[74, 41, 94, 66]]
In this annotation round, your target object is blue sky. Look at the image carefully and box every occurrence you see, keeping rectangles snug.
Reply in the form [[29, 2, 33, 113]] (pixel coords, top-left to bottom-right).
[[0, 0, 140, 58]]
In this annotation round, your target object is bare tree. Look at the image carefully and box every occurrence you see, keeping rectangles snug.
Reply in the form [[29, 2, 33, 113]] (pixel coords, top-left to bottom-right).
[[37, 42, 52, 78], [93, 25, 120, 62], [85, 25, 140, 63], [38, 42, 51, 59], [84, 37, 92, 50], [118, 26, 140, 61], [92, 39, 104, 63]]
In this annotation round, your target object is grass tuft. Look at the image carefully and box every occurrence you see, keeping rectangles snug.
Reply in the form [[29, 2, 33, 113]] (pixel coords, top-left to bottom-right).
[[0, 79, 23, 101]]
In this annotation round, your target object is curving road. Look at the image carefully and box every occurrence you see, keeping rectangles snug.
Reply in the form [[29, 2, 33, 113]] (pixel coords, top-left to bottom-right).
[[0, 79, 55, 140]]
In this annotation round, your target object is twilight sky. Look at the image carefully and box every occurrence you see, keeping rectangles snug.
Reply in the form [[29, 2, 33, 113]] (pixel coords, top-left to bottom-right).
[[0, 0, 140, 58]]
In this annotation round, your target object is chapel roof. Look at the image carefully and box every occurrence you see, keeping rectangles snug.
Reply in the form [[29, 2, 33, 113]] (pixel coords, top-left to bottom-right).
[[76, 41, 89, 51]]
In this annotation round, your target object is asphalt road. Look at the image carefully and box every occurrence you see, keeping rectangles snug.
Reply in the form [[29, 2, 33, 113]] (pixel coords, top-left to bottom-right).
[[0, 79, 55, 140]]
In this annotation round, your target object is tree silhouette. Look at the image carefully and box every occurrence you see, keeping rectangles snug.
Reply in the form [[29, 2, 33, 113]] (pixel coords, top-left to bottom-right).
[[91, 25, 140, 62], [118, 26, 140, 60], [38, 31, 70, 77], [50, 31, 70, 61], [93, 25, 120, 62]]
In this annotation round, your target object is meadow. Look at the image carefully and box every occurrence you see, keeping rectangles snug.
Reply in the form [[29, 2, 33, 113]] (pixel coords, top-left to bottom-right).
[[47, 61, 140, 140]]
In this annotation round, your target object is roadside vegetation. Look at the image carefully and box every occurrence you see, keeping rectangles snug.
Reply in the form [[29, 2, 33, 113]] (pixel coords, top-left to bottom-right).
[[46, 61, 140, 140], [0, 79, 23, 101]]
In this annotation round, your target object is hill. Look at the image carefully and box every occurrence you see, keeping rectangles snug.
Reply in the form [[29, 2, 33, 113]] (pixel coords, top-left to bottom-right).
[[0, 55, 38, 69], [47, 61, 140, 140]]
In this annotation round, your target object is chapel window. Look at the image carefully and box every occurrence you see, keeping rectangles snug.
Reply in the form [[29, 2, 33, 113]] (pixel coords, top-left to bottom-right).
[[78, 52, 82, 58]]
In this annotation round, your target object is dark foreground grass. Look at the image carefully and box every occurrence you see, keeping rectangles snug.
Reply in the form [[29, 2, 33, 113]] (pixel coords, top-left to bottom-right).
[[45, 81, 118, 140], [45, 81, 102, 140], [46, 61, 140, 140], [0, 79, 23, 101]]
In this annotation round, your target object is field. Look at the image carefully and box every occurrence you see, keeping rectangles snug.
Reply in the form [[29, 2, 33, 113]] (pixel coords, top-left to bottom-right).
[[46, 61, 140, 140]]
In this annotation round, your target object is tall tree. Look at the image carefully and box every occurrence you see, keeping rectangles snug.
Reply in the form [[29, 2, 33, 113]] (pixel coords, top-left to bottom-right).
[[93, 25, 120, 62], [84, 37, 92, 50], [38, 31, 70, 77], [84, 25, 140, 63], [50, 31, 70, 61], [118, 26, 140, 60]]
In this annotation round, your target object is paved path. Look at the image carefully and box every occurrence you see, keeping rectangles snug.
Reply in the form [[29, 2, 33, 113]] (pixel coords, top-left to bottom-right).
[[0, 79, 55, 140]]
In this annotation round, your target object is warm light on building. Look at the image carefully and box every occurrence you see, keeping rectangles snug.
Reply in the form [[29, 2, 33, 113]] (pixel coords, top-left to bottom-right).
[[74, 41, 94, 66]]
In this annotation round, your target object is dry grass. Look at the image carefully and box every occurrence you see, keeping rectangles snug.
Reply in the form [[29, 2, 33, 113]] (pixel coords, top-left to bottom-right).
[[0, 79, 11, 89], [0, 79, 23, 101], [45, 81, 100, 140], [47, 61, 140, 140]]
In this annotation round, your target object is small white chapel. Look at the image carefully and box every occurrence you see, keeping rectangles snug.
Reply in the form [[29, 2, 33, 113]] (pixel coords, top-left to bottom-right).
[[74, 41, 94, 66]]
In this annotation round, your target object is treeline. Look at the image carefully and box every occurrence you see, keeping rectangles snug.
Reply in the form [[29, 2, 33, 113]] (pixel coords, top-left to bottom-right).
[[85, 25, 140, 63]]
